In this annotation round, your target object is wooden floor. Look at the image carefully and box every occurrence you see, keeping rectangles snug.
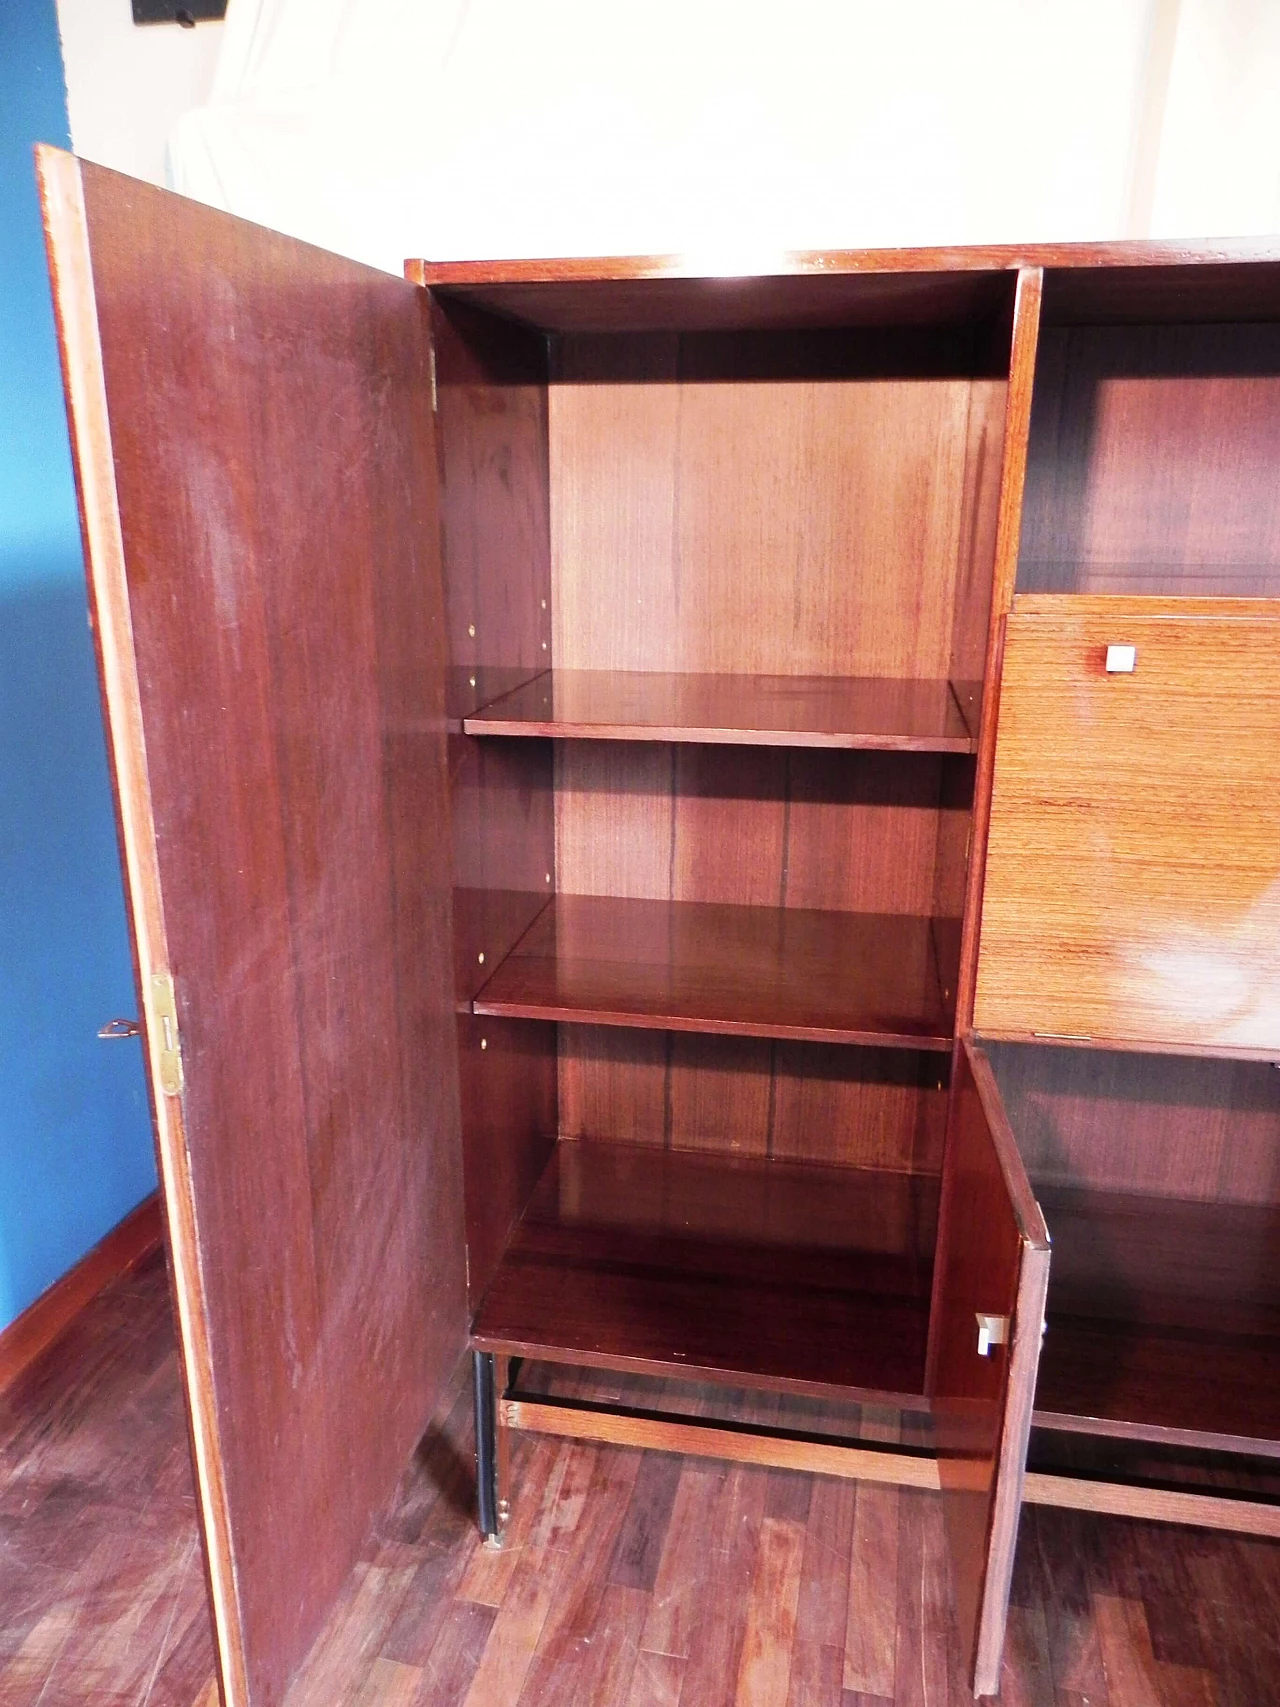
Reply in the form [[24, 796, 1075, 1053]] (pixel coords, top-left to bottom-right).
[[1, 1250, 1277, 1706]]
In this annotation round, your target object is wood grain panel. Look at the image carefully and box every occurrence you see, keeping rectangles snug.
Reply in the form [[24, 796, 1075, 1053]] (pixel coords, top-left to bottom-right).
[[665, 1034, 774, 1158], [784, 750, 952, 916], [976, 598, 1280, 1055], [987, 1042, 1280, 1206], [558, 1025, 670, 1148], [471, 1141, 936, 1401], [557, 746, 960, 915], [555, 743, 673, 900], [551, 358, 979, 679], [770, 1045, 949, 1173], [1020, 323, 1280, 597], [46, 153, 468, 1707], [559, 1030, 947, 1170], [930, 1041, 1050, 1698], [669, 746, 789, 907]]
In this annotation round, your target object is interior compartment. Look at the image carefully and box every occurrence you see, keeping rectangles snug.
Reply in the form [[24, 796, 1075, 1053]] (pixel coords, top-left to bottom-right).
[[1019, 320, 1280, 597], [989, 1042, 1280, 1455], [470, 1138, 938, 1400], [435, 280, 1013, 1388]]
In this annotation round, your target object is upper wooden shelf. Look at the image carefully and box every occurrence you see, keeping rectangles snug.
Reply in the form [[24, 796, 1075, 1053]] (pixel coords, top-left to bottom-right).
[[470, 1138, 937, 1400], [472, 894, 957, 1050], [463, 670, 978, 752], [1032, 1186, 1280, 1458]]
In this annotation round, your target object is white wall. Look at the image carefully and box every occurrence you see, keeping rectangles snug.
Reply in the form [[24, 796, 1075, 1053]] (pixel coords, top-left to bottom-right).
[[59, 0, 1280, 272], [56, 0, 222, 186]]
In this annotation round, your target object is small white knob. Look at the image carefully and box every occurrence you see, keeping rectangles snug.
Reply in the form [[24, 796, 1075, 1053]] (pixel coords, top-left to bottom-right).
[[1106, 644, 1137, 673]]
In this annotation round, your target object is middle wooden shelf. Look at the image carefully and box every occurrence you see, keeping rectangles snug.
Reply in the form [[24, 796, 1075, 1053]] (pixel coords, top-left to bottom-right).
[[463, 668, 980, 751], [472, 893, 959, 1049]]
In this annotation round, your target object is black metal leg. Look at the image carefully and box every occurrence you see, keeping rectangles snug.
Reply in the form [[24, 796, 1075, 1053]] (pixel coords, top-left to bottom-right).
[[472, 1350, 499, 1540]]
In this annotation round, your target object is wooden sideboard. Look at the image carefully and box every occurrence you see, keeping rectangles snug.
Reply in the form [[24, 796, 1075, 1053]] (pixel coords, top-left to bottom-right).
[[38, 145, 1279, 1707]]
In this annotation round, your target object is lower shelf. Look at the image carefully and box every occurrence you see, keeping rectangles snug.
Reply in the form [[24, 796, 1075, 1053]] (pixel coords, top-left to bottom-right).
[[1032, 1186, 1280, 1457], [471, 1139, 937, 1401]]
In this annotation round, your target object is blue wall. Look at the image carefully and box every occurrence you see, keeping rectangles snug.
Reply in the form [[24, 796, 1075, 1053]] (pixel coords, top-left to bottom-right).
[[0, 0, 156, 1331]]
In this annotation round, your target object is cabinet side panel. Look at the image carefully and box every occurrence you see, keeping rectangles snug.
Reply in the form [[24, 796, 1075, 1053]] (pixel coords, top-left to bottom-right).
[[430, 298, 557, 1304], [66, 159, 468, 1707]]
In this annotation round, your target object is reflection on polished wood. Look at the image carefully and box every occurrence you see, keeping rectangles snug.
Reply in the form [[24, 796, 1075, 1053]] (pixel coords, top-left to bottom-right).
[[465, 669, 979, 750], [472, 894, 958, 1048], [471, 1140, 937, 1400], [976, 596, 1280, 1056]]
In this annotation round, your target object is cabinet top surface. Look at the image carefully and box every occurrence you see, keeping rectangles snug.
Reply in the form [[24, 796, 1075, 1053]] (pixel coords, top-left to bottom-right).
[[413, 244, 1280, 332], [416, 236, 1280, 285]]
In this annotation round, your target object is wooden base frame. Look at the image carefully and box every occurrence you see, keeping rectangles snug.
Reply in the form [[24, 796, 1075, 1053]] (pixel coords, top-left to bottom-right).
[[494, 1370, 1280, 1543]]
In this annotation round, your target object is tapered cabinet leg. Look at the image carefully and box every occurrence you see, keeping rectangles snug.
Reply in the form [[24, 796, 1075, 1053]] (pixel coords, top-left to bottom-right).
[[473, 1350, 499, 1542]]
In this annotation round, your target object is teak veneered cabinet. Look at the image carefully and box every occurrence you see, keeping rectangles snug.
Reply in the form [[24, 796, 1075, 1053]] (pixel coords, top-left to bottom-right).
[[38, 146, 1280, 1707]]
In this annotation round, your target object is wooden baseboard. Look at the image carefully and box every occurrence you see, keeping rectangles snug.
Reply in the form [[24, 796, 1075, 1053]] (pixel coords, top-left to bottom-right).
[[0, 1193, 163, 1393]]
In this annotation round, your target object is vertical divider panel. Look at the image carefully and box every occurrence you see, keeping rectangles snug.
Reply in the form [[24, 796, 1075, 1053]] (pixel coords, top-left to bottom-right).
[[420, 286, 560, 1306], [953, 267, 1044, 1035]]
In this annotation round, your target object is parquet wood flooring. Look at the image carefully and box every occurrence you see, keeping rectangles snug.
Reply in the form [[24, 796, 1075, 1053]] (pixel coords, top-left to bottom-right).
[[1, 1249, 1276, 1705]]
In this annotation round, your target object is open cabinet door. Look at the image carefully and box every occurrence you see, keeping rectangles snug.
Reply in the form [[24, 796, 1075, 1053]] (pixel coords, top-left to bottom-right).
[[38, 150, 468, 1707], [932, 1039, 1049, 1697]]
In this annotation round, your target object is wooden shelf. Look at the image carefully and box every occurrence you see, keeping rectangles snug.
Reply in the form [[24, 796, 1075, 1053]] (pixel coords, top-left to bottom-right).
[[1032, 1187, 1280, 1457], [471, 1139, 937, 1399], [472, 894, 958, 1050], [464, 670, 978, 752]]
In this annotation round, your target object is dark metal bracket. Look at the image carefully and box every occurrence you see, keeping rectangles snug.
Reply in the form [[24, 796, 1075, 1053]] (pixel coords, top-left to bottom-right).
[[132, 1, 227, 25], [472, 1350, 499, 1540]]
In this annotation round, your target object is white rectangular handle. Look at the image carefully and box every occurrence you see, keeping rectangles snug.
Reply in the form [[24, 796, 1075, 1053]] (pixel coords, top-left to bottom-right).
[[1105, 644, 1137, 673], [976, 1313, 1009, 1356]]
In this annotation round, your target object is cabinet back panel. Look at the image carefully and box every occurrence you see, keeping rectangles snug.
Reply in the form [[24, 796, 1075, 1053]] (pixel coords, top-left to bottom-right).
[[988, 1043, 1280, 1207], [560, 1026, 948, 1172], [1020, 323, 1280, 596], [556, 744, 972, 915], [549, 335, 1005, 677]]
